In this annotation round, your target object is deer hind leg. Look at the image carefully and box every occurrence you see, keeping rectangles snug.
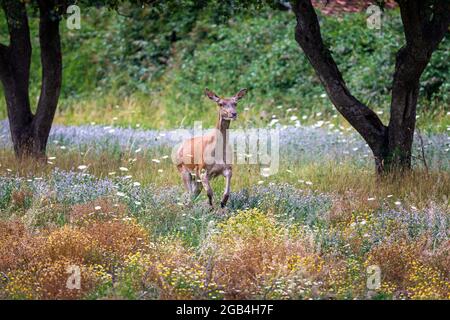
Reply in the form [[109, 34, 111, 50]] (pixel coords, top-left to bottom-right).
[[221, 168, 232, 208], [180, 167, 193, 194], [190, 170, 203, 199], [201, 172, 214, 207]]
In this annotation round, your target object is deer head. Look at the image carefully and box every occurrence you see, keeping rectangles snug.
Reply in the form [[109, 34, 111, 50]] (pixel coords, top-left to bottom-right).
[[205, 88, 247, 120]]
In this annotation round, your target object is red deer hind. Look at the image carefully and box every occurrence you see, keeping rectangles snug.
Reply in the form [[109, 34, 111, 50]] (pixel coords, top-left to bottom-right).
[[175, 88, 247, 208]]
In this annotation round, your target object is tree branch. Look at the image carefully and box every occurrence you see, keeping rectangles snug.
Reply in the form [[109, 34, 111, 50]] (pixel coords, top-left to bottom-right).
[[0, 0, 33, 125], [1, 0, 32, 64], [291, 0, 387, 154], [33, 0, 62, 150], [0, 43, 9, 73], [428, 0, 450, 50]]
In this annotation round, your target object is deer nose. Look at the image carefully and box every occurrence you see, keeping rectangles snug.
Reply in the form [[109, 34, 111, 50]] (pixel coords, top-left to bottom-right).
[[231, 112, 237, 118]]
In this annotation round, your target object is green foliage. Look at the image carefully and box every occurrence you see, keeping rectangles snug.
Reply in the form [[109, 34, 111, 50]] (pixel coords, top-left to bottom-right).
[[0, 5, 448, 128]]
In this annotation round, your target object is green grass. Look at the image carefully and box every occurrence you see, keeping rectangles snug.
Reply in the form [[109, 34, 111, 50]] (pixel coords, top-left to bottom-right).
[[1, 7, 449, 131]]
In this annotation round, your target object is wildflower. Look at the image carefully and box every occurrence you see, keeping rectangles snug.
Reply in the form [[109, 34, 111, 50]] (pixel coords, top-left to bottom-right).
[[135, 148, 142, 153], [367, 197, 375, 201], [133, 182, 141, 187], [395, 201, 401, 206], [116, 192, 126, 197], [119, 167, 128, 172], [94, 206, 101, 211], [152, 159, 161, 163], [77, 165, 88, 170]]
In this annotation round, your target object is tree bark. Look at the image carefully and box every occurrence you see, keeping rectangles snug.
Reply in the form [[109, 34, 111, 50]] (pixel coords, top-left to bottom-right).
[[0, 0, 62, 159], [291, 0, 450, 174], [386, 0, 450, 171]]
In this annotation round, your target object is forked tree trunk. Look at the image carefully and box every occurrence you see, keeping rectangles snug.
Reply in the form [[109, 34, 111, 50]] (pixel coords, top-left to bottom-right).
[[291, 0, 450, 174], [0, 0, 62, 160]]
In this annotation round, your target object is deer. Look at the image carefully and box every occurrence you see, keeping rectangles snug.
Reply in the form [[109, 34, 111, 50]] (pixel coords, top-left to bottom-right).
[[175, 88, 247, 208]]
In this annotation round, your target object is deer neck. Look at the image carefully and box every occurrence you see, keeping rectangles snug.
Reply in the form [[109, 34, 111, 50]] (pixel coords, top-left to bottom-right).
[[216, 112, 231, 133], [215, 112, 231, 161]]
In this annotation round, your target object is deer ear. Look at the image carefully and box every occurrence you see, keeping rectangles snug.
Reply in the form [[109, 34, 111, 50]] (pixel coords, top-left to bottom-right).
[[234, 88, 248, 100], [205, 88, 220, 102]]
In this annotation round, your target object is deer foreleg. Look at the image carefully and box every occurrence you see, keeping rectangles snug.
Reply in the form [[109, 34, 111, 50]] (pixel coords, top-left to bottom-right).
[[201, 172, 214, 207], [181, 168, 193, 193], [221, 169, 232, 208]]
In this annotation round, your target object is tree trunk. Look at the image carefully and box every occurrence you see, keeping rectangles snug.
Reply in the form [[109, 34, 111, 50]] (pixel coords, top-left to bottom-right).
[[291, 0, 450, 174], [0, 0, 62, 160]]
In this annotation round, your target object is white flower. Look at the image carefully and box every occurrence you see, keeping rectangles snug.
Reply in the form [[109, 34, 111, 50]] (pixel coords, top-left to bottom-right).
[[133, 182, 141, 187], [119, 167, 128, 172], [48, 156, 56, 160], [257, 180, 264, 185], [77, 165, 88, 170], [305, 181, 313, 185], [367, 197, 375, 201], [116, 192, 126, 197], [135, 148, 142, 153], [152, 159, 161, 163], [394, 201, 401, 206], [94, 206, 101, 211]]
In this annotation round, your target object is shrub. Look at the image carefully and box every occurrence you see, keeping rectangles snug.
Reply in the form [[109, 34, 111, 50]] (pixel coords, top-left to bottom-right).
[[205, 208, 322, 299]]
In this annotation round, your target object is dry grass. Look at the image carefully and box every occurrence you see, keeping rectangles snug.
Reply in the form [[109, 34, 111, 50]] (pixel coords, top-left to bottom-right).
[[1, 149, 448, 210]]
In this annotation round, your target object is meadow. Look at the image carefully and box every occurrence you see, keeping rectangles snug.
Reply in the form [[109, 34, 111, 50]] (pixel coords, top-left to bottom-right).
[[0, 117, 449, 299], [0, 4, 449, 301]]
